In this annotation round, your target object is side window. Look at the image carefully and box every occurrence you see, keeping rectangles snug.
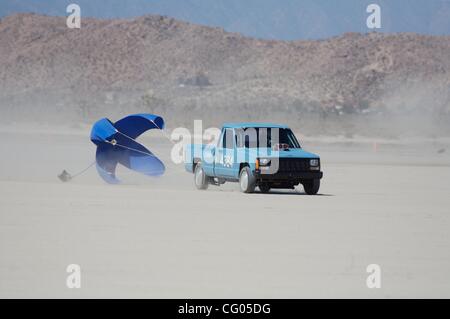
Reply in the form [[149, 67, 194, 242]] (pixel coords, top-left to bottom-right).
[[218, 129, 224, 148], [222, 128, 234, 149], [235, 128, 257, 148]]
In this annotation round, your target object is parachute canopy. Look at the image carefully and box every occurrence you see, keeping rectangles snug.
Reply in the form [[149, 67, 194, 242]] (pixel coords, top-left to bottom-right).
[[90, 114, 165, 183]]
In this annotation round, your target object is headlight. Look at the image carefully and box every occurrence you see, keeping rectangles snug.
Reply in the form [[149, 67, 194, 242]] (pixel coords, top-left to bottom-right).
[[310, 159, 319, 167], [259, 158, 271, 166]]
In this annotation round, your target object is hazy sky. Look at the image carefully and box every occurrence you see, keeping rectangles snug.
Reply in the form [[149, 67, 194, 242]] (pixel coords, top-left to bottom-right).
[[1, 0, 449, 39]]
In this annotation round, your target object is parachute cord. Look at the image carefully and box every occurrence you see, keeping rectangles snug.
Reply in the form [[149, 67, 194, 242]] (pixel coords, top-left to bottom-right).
[[104, 140, 186, 172], [111, 120, 187, 174], [116, 130, 140, 144], [105, 139, 159, 158], [116, 119, 176, 145], [148, 119, 176, 145], [65, 161, 96, 180], [61, 119, 182, 183]]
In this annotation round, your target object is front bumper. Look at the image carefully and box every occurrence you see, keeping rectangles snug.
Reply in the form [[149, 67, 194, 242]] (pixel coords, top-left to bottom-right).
[[254, 170, 323, 181]]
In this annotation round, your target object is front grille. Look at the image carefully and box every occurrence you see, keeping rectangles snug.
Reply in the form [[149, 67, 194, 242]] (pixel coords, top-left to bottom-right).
[[275, 158, 311, 173]]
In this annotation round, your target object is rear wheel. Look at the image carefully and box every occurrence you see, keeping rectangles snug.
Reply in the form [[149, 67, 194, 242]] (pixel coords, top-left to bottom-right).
[[303, 179, 320, 195], [194, 163, 209, 190], [239, 166, 256, 193], [259, 183, 271, 193]]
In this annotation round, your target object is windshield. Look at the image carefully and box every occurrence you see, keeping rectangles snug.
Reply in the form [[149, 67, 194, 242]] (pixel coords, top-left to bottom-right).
[[235, 127, 301, 149]]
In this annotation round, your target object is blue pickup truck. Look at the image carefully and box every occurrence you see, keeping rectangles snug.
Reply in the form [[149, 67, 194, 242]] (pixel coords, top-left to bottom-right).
[[184, 123, 323, 194]]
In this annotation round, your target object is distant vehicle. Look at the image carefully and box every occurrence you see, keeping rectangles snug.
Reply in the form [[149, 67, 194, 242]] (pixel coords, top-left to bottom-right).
[[184, 123, 323, 194]]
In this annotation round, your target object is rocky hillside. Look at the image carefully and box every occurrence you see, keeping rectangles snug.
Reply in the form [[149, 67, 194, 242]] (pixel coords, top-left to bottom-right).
[[1, 13, 450, 135]]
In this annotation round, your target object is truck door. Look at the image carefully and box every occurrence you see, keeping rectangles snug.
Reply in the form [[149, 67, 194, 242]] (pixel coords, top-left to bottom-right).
[[214, 128, 235, 177]]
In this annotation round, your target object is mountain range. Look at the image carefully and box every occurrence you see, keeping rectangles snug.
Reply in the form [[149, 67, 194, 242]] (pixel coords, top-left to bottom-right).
[[1, 13, 449, 136]]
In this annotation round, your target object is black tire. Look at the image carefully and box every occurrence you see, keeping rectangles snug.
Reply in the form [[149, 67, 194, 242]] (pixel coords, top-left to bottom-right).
[[239, 166, 256, 193], [303, 179, 320, 195], [259, 183, 271, 193], [194, 163, 209, 190]]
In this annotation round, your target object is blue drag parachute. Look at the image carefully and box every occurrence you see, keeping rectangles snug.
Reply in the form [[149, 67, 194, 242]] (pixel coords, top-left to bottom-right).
[[90, 114, 165, 183]]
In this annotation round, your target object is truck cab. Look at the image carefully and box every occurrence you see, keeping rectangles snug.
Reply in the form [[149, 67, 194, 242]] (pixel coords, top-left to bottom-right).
[[184, 123, 323, 194]]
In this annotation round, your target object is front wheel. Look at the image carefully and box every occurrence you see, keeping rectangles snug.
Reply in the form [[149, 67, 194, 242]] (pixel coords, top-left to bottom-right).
[[303, 179, 320, 195], [194, 163, 209, 190], [239, 166, 256, 193]]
